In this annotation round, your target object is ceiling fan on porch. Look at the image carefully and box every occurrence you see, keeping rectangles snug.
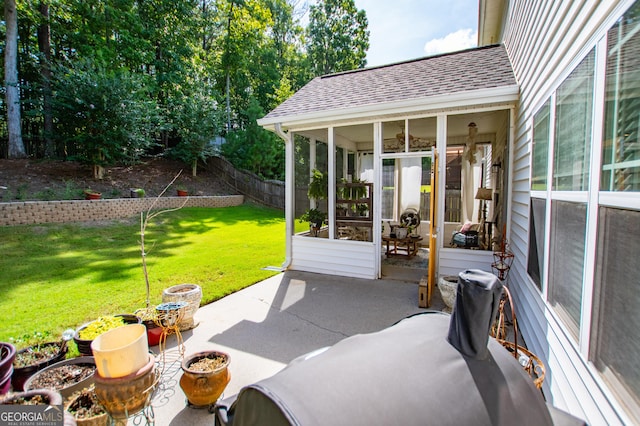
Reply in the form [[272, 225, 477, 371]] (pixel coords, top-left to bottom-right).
[[383, 127, 434, 150]]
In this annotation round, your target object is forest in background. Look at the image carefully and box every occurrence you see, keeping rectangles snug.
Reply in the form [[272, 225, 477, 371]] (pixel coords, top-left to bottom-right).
[[1, 0, 369, 180]]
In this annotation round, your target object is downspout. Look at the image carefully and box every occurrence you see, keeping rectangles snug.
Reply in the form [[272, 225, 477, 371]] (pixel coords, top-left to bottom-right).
[[275, 123, 293, 270]]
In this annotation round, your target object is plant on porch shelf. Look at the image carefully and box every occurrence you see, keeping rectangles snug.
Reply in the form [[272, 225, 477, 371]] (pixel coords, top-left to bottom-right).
[[307, 169, 328, 200], [299, 208, 326, 237]]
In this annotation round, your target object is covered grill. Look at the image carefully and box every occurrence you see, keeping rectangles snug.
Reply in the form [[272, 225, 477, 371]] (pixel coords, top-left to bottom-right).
[[215, 270, 585, 426]]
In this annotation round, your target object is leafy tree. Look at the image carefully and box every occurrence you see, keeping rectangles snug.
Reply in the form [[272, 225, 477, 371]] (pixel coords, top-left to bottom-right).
[[306, 0, 369, 76], [222, 97, 284, 180], [51, 59, 161, 178], [168, 83, 224, 177]]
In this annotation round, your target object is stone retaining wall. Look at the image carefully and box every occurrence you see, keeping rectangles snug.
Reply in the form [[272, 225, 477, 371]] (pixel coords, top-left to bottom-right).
[[0, 195, 244, 226]]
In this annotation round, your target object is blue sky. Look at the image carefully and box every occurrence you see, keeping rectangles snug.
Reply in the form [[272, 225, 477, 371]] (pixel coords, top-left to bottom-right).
[[352, 0, 479, 67]]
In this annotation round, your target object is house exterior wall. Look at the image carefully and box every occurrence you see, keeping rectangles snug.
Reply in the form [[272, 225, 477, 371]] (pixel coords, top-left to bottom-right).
[[499, 0, 637, 424], [290, 236, 377, 279]]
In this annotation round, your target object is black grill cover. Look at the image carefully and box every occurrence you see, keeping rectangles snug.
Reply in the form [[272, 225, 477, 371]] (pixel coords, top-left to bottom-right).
[[215, 270, 585, 426]]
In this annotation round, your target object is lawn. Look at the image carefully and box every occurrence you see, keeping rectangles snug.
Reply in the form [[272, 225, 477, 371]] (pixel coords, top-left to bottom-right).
[[0, 204, 305, 343]]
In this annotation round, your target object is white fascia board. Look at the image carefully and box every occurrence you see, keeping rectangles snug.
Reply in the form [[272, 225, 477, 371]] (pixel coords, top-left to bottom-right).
[[258, 85, 519, 131]]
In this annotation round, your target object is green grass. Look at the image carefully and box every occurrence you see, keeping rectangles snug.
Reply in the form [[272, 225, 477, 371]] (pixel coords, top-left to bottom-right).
[[0, 204, 303, 343]]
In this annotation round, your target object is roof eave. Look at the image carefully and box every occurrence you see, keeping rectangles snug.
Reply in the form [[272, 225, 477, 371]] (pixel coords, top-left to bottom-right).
[[478, 0, 507, 46], [258, 85, 519, 132]]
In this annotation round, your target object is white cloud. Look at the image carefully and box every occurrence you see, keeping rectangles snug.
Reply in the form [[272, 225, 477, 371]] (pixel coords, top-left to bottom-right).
[[423, 28, 477, 56]]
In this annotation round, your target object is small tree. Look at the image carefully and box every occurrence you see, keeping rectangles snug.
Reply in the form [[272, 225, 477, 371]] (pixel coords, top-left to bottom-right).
[[51, 59, 161, 178], [168, 86, 224, 177]]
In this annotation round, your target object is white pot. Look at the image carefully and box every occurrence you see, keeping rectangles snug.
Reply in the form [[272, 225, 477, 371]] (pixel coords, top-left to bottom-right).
[[438, 275, 459, 312], [91, 324, 148, 379], [395, 227, 408, 239], [162, 284, 203, 331]]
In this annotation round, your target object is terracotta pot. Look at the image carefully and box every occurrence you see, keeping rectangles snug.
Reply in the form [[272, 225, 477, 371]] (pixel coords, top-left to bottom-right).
[[162, 284, 202, 331], [177, 189, 188, 197], [84, 192, 101, 200], [74, 314, 141, 357], [12, 341, 68, 391], [65, 388, 109, 426], [0, 343, 16, 395], [180, 350, 230, 409], [93, 353, 157, 420], [24, 356, 95, 400]]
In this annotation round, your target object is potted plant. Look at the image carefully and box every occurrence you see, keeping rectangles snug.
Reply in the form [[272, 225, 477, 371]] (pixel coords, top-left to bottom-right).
[[65, 386, 108, 426], [84, 189, 102, 200], [73, 314, 140, 357], [161, 284, 202, 331], [0, 342, 16, 395], [180, 350, 230, 412], [93, 353, 157, 421], [11, 331, 69, 391], [307, 169, 328, 200], [136, 172, 189, 345], [130, 188, 145, 198], [176, 187, 188, 196], [24, 356, 96, 399], [299, 208, 326, 237]]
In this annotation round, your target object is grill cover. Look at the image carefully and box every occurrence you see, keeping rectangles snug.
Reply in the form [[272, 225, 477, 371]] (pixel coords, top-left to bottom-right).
[[215, 270, 585, 426]]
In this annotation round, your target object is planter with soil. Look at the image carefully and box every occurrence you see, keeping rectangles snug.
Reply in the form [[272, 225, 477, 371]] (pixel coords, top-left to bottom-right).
[[0, 388, 63, 405], [24, 356, 96, 399], [93, 353, 158, 420], [74, 314, 141, 357], [12, 341, 68, 391], [66, 386, 108, 426], [180, 350, 231, 412], [161, 284, 202, 331], [0, 342, 16, 395]]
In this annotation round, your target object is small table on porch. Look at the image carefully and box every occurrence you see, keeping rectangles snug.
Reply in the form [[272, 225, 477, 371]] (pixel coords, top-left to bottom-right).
[[383, 236, 423, 258]]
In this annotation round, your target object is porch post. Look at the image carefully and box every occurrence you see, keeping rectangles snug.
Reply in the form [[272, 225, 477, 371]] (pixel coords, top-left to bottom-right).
[[310, 138, 317, 209], [328, 127, 335, 239]]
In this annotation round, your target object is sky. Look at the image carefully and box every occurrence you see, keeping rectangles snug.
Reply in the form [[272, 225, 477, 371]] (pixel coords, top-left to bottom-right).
[[351, 0, 479, 67]]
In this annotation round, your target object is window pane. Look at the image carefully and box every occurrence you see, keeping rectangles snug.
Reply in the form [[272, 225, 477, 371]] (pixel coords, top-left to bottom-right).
[[591, 206, 640, 422], [601, 2, 640, 192], [553, 50, 595, 191], [527, 198, 546, 290], [548, 200, 586, 339], [532, 101, 550, 190]]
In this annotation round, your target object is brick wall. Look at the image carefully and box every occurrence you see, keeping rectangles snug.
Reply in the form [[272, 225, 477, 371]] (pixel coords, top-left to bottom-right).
[[0, 195, 244, 226]]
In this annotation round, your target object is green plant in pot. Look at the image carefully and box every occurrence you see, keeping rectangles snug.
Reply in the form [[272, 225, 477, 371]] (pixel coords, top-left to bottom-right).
[[10, 331, 69, 391], [299, 208, 326, 237], [307, 169, 328, 201]]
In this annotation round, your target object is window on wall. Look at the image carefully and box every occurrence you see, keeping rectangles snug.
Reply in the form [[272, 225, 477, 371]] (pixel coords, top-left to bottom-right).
[[527, 198, 546, 290], [553, 50, 595, 191], [601, 5, 640, 192], [548, 200, 587, 340], [532, 101, 550, 191], [590, 206, 640, 421]]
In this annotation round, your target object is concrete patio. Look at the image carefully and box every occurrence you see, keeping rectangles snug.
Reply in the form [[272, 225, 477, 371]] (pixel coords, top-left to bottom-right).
[[146, 270, 445, 425]]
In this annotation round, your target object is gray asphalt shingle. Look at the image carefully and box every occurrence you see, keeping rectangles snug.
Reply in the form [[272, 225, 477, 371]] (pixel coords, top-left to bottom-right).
[[262, 44, 516, 121]]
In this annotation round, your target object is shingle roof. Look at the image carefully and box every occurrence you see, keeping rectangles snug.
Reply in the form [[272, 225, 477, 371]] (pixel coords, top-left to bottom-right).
[[262, 44, 516, 122]]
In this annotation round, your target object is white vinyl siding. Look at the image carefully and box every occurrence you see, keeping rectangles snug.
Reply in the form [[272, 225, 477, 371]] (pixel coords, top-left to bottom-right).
[[502, 0, 638, 424]]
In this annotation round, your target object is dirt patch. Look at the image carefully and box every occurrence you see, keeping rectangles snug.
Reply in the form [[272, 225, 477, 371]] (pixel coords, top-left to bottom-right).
[[0, 157, 237, 202]]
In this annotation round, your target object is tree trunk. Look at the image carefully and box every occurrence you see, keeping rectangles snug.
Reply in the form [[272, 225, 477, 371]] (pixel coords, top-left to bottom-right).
[[4, 0, 26, 158], [38, 2, 55, 158]]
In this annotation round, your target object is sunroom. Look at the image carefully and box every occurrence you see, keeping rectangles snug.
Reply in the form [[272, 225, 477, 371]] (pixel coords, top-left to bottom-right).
[[258, 45, 519, 299]]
